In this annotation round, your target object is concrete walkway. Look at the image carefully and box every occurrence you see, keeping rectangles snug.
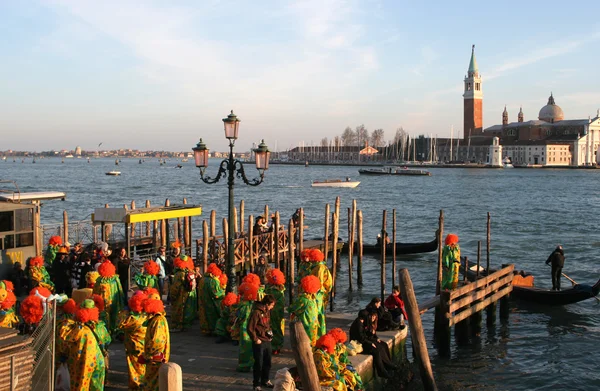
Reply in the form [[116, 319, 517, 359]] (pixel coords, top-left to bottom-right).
[[105, 312, 406, 391]]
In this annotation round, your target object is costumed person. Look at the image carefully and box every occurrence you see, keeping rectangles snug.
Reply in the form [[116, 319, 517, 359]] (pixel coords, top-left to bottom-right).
[[309, 249, 332, 338], [441, 234, 461, 290], [545, 245, 565, 291], [236, 281, 260, 373], [134, 261, 159, 290], [198, 263, 225, 335], [56, 297, 78, 358], [139, 287, 170, 391], [243, 273, 265, 301], [58, 299, 111, 391], [329, 328, 364, 391], [44, 235, 63, 266], [117, 290, 148, 390], [20, 286, 53, 330], [265, 268, 286, 355], [289, 275, 320, 346], [169, 255, 198, 331], [28, 256, 55, 292], [313, 334, 347, 391], [93, 260, 126, 335], [215, 292, 239, 343], [86, 271, 100, 289], [0, 281, 19, 329]]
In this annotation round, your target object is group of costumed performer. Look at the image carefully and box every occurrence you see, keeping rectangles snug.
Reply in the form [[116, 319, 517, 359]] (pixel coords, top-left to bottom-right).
[[28, 256, 55, 292], [329, 328, 364, 391], [214, 292, 239, 342], [57, 298, 112, 391], [117, 290, 148, 390], [265, 268, 285, 354], [93, 260, 126, 335], [289, 275, 320, 346], [139, 287, 170, 391], [134, 261, 159, 290], [313, 329, 365, 391], [198, 263, 225, 335], [236, 276, 261, 372], [44, 235, 63, 266], [441, 234, 461, 290], [169, 255, 198, 331], [0, 280, 19, 328], [298, 249, 332, 338]]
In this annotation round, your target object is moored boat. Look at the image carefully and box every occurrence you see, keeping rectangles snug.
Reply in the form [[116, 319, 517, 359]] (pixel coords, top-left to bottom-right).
[[358, 167, 431, 176], [461, 259, 600, 305], [343, 231, 439, 255], [311, 179, 360, 188], [105, 170, 121, 176]]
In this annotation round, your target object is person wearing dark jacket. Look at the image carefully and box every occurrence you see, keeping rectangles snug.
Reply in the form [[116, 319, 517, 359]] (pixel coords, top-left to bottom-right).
[[114, 247, 131, 295], [545, 245, 565, 291], [366, 297, 399, 331], [77, 253, 94, 289], [349, 309, 396, 379], [52, 247, 72, 294], [247, 294, 276, 391]]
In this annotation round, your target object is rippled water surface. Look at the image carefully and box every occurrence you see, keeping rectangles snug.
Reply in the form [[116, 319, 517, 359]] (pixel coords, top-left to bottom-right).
[[2, 158, 600, 390]]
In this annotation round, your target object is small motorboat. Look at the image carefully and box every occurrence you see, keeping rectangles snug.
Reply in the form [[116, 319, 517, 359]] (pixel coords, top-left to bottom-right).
[[358, 167, 431, 176], [312, 179, 360, 188], [503, 157, 514, 168], [105, 170, 121, 176], [175, 164, 183, 169]]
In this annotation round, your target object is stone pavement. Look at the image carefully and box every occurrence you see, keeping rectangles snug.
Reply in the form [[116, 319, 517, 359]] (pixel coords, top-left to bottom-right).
[[105, 312, 363, 391]]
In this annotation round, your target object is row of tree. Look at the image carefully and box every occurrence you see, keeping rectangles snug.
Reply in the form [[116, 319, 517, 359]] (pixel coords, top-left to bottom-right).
[[319, 125, 411, 149]]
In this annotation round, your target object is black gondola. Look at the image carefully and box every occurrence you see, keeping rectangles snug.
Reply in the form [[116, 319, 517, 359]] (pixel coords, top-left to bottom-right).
[[342, 231, 438, 256], [462, 259, 600, 306]]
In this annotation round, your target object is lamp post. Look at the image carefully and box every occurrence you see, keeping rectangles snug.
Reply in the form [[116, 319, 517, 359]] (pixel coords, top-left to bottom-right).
[[193, 110, 270, 293]]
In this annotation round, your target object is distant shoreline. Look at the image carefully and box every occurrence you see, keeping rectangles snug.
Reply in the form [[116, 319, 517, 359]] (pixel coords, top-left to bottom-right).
[[268, 161, 600, 169]]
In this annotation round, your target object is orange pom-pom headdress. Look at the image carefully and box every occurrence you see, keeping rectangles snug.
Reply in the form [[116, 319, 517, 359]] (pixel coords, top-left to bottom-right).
[[300, 249, 312, 261], [144, 260, 160, 276], [222, 292, 239, 307], [30, 256, 44, 267], [445, 234, 459, 246], [238, 282, 259, 301], [62, 299, 77, 315], [300, 275, 321, 294], [48, 236, 63, 246], [92, 294, 105, 312], [20, 295, 44, 324], [243, 273, 261, 287], [129, 291, 147, 313], [30, 286, 52, 298], [310, 249, 325, 262], [98, 260, 116, 277], [171, 240, 182, 249], [316, 334, 336, 354], [76, 299, 99, 323], [0, 280, 14, 292], [174, 256, 194, 271], [266, 268, 286, 286], [206, 263, 222, 278], [0, 290, 17, 310], [328, 328, 348, 344], [219, 273, 228, 289], [143, 288, 164, 314]]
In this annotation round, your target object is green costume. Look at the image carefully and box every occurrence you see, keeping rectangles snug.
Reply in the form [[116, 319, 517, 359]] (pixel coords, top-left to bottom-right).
[[313, 348, 347, 390], [198, 273, 224, 335], [214, 304, 232, 338], [311, 261, 333, 338], [117, 309, 148, 390], [170, 268, 198, 329], [442, 244, 461, 290], [335, 343, 364, 390], [265, 284, 285, 351], [44, 244, 59, 266], [236, 299, 254, 372], [133, 273, 158, 290], [289, 293, 319, 345], [93, 275, 126, 335], [141, 312, 170, 391]]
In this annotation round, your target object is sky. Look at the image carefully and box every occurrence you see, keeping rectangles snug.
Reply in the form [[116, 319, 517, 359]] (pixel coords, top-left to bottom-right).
[[2, 0, 600, 152]]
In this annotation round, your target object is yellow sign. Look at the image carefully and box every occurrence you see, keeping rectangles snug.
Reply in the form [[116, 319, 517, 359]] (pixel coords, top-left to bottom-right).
[[126, 207, 202, 223], [6, 251, 23, 264]]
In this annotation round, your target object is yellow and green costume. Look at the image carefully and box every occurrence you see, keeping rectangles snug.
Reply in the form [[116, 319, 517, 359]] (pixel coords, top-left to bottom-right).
[[198, 272, 224, 335], [442, 244, 461, 290], [313, 348, 348, 391], [289, 293, 319, 346], [118, 309, 148, 390], [93, 274, 126, 335], [134, 273, 158, 290], [335, 343, 363, 391], [170, 266, 198, 329], [29, 265, 55, 292], [141, 312, 170, 391], [235, 299, 254, 372], [265, 283, 285, 351]]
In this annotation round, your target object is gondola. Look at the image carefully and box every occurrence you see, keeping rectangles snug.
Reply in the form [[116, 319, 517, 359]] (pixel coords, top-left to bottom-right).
[[461, 259, 600, 306], [342, 231, 438, 256]]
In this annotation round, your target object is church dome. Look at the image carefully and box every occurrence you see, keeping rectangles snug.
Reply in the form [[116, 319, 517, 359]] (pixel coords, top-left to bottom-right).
[[538, 93, 564, 123]]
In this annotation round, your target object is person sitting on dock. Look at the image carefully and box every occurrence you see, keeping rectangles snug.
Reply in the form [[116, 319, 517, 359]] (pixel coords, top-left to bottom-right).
[[384, 286, 408, 326], [349, 310, 396, 380], [329, 328, 364, 391], [441, 234, 461, 290], [312, 334, 348, 390], [365, 297, 400, 331], [545, 245, 565, 291]]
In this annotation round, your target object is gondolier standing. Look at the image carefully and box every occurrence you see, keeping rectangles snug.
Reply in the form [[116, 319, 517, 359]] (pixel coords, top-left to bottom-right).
[[545, 245, 565, 291]]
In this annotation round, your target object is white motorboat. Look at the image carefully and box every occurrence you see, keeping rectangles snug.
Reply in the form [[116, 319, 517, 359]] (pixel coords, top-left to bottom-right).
[[503, 157, 514, 168], [311, 179, 360, 188], [105, 170, 121, 176]]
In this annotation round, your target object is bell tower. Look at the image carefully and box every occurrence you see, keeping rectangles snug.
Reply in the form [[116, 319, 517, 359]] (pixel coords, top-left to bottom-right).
[[463, 45, 483, 139], [502, 106, 508, 125]]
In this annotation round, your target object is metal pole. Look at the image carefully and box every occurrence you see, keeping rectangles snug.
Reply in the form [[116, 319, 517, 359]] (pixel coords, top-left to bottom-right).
[[226, 141, 236, 293]]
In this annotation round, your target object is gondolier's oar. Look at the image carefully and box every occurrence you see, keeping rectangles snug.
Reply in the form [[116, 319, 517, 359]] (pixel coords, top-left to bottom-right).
[[559, 270, 600, 303]]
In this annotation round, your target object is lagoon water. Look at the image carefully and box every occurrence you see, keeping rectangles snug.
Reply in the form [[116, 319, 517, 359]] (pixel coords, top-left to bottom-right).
[[2, 157, 600, 390]]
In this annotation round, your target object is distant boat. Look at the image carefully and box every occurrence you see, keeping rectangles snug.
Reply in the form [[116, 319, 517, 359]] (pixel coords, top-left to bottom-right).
[[65, 154, 74, 158], [305, 161, 309, 167], [87, 157, 90, 163], [358, 167, 431, 176], [181, 158, 188, 162], [503, 157, 514, 169], [106, 170, 121, 176], [115, 159, 119, 166], [1, 157, 6, 161], [175, 164, 183, 169], [312, 179, 360, 188], [139, 159, 143, 164]]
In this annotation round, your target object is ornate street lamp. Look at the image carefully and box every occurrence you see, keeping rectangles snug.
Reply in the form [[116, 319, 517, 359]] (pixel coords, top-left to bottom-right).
[[193, 110, 270, 293]]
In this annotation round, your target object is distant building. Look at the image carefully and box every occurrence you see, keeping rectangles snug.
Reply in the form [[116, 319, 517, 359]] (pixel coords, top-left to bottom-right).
[[75, 146, 82, 156]]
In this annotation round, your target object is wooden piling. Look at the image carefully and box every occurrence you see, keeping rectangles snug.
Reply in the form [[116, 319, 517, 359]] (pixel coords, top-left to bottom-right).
[[288, 218, 295, 303], [477, 241, 481, 279], [104, 203, 111, 241], [349, 200, 357, 291], [381, 210, 387, 300], [330, 211, 338, 312], [436, 290, 451, 357], [131, 200, 136, 239], [434, 210, 444, 351], [290, 321, 321, 391], [202, 221, 209, 273], [210, 211, 216, 237], [392, 208, 397, 287], [145, 200, 151, 237], [274, 211, 280, 269], [435, 210, 444, 296], [357, 210, 363, 287], [233, 207, 238, 238], [163, 199, 170, 247], [298, 208, 304, 255], [323, 204, 330, 258], [264, 205, 269, 222], [183, 198, 189, 250], [248, 215, 255, 273], [487, 212, 491, 274], [239, 200, 245, 234], [399, 269, 438, 391], [63, 210, 68, 244], [499, 263, 511, 320]]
